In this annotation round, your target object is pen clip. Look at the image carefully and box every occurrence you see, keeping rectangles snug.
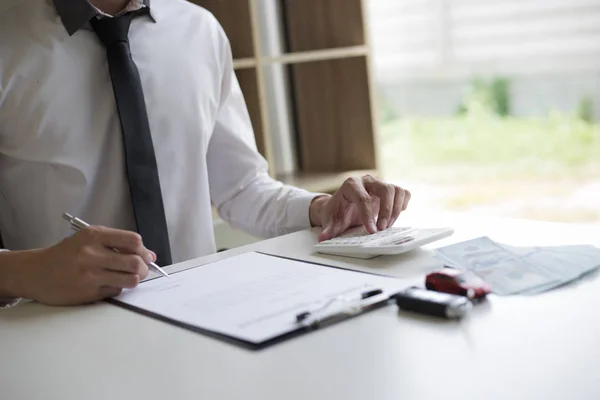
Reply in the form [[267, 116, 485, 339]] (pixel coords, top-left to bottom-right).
[[296, 288, 386, 325]]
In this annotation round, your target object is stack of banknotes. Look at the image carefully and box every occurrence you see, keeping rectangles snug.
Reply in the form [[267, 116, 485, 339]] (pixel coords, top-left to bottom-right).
[[436, 236, 600, 295]]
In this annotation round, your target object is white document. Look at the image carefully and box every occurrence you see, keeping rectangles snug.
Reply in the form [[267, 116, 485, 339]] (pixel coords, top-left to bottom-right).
[[114, 252, 409, 345]]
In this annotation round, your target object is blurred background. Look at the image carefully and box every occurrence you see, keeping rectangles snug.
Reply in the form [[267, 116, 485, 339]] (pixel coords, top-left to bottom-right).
[[370, 0, 600, 224], [193, 0, 600, 247]]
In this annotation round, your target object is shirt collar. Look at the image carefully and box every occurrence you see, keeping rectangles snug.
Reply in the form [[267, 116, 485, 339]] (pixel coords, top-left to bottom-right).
[[52, 0, 156, 36]]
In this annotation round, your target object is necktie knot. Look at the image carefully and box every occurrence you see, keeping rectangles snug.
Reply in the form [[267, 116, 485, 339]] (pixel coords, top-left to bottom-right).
[[91, 13, 134, 48]]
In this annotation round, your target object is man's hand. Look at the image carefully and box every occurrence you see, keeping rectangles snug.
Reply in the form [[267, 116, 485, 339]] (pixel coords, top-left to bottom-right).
[[310, 175, 411, 241], [7, 227, 154, 306]]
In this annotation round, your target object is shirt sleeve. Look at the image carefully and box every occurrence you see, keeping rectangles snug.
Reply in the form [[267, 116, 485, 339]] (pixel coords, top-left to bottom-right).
[[206, 37, 320, 239], [0, 297, 20, 308], [0, 249, 20, 308]]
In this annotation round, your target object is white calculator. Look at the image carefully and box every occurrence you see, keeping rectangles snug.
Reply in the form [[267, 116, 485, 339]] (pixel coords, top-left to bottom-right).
[[314, 226, 454, 259]]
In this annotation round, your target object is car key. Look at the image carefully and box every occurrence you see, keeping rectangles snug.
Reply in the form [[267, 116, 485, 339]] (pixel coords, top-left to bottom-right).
[[395, 286, 472, 319]]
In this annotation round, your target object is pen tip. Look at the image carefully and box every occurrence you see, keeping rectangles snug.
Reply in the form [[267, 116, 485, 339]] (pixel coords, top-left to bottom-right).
[[62, 213, 74, 221]]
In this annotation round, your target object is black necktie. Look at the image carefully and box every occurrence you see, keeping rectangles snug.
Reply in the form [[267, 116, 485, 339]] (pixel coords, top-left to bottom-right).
[[91, 13, 173, 266]]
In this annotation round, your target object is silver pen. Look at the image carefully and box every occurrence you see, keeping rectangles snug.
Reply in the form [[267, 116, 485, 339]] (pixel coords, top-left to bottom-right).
[[62, 213, 170, 278]]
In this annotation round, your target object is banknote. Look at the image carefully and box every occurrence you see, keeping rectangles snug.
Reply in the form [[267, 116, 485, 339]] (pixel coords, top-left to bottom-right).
[[437, 238, 600, 295], [436, 237, 561, 295], [502, 244, 600, 278]]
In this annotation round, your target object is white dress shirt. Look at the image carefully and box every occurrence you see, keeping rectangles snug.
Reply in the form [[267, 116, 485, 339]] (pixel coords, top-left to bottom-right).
[[94, 0, 147, 17], [0, 0, 318, 265]]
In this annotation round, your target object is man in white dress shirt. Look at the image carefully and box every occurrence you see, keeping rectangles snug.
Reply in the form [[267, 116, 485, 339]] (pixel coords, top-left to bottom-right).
[[0, 0, 410, 307]]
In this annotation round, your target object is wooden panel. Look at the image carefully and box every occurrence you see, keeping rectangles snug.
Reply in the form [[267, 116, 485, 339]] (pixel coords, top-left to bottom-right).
[[282, 0, 365, 52], [188, 0, 255, 58], [290, 56, 376, 172], [235, 68, 266, 157]]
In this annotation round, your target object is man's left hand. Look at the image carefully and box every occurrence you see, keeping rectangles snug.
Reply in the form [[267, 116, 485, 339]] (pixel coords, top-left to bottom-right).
[[309, 175, 411, 242]]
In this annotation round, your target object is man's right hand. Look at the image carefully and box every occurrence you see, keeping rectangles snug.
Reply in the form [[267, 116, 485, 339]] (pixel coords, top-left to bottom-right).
[[7, 227, 154, 306]]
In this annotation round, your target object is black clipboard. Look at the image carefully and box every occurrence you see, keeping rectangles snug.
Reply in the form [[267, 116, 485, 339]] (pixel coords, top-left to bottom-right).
[[107, 252, 402, 350]]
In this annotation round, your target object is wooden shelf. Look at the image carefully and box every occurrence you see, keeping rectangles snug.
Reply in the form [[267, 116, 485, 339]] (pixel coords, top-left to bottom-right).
[[261, 45, 368, 66], [278, 169, 378, 193], [282, 0, 366, 52], [290, 56, 376, 173], [190, 0, 378, 191], [234, 47, 368, 69], [233, 58, 257, 70]]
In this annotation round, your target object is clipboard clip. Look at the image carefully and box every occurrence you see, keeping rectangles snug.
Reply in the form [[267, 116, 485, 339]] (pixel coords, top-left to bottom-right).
[[295, 288, 390, 327]]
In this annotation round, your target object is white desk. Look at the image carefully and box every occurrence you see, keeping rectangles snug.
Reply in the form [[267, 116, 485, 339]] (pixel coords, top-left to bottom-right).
[[2, 213, 600, 400]]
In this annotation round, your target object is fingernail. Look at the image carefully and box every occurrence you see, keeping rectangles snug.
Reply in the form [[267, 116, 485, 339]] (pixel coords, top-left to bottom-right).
[[368, 219, 377, 232], [318, 231, 329, 242], [143, 251, 154, 263], [378, 218, 388, 230]]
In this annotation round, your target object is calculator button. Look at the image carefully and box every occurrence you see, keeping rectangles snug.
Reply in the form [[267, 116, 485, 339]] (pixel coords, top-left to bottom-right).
[[319, 227, 415, 246]]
